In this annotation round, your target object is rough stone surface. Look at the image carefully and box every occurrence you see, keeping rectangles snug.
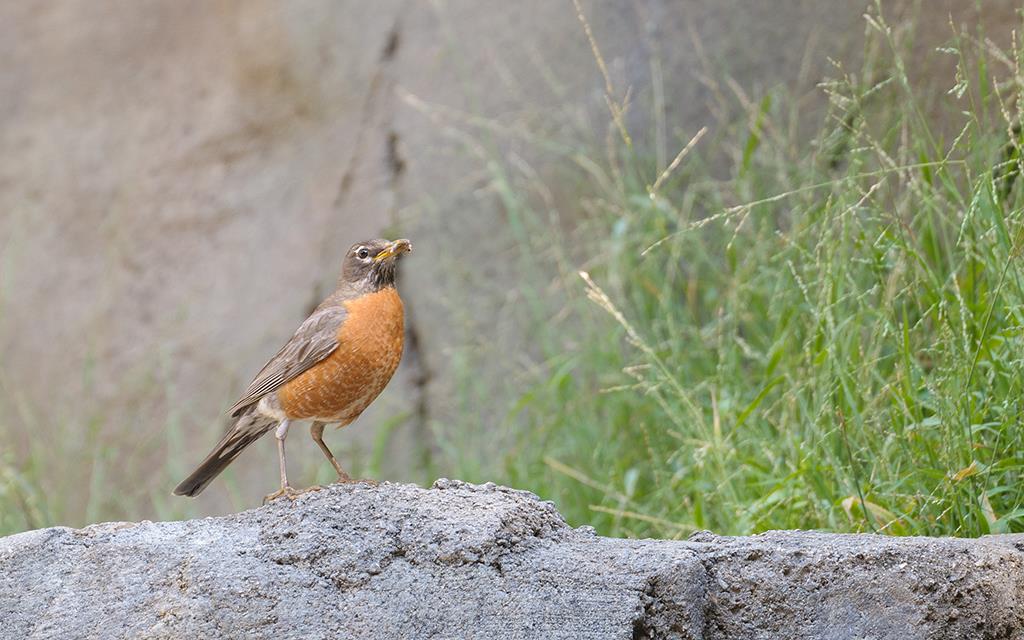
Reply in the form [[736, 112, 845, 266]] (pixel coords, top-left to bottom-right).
[[2, 480, 1021, 639]]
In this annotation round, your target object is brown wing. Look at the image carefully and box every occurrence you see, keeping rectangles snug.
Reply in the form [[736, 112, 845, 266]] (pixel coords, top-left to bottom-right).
[[228, 306, 348, 416]]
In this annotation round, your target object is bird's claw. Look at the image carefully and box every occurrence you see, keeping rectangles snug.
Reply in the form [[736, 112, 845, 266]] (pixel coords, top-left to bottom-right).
[[332, 472, 377, 486], [262, 478, 376, 504], [262, 485, 318, 505]]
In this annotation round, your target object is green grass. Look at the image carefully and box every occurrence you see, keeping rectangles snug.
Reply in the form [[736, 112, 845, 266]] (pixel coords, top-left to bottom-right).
[[436, 5, 1024, 538]]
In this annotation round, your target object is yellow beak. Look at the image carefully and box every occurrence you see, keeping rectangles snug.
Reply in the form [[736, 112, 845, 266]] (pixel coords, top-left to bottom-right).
[[374, 238, 412, 262]]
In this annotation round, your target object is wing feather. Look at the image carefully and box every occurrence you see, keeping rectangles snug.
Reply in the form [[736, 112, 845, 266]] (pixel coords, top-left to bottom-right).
[[228, 306, 347, 416]]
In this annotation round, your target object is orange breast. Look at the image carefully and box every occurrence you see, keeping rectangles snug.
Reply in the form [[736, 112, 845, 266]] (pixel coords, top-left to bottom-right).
[[277, 287, 404, 423]]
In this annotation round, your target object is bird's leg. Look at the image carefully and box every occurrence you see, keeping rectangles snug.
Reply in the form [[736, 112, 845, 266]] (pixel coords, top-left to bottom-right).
[[263, 419, 301, 503], [311, 421, 353, 483], [275, 419, 292, 489]]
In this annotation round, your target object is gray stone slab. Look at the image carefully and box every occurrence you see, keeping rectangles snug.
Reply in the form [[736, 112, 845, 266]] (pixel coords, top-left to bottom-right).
[[1, 480, 1021, 639]]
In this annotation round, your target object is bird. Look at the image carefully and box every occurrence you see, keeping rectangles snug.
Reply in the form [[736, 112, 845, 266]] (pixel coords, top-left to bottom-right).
[[173, 237, 412, 502]]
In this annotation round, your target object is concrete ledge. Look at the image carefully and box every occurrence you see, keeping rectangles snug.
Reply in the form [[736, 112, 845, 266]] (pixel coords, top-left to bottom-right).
[[1, 480, 1021, 639]]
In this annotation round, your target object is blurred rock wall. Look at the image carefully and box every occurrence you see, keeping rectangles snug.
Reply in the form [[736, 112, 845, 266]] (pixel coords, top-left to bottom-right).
[[0, 1, 1016, 517]]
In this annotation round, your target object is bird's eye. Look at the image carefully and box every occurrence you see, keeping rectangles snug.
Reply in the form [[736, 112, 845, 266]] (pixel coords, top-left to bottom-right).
[[357, 248, 369, 260]]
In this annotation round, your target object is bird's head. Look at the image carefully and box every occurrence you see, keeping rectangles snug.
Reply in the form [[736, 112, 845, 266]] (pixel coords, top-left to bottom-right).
[[340, 238, 412, 293]]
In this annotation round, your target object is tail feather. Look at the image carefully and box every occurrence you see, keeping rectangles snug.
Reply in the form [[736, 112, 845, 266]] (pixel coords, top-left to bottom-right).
[[173, 407, 277, 497]]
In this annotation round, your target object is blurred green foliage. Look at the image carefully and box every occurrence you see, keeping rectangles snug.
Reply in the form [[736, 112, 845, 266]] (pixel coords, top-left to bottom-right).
[[436, 5, 1024, 538]]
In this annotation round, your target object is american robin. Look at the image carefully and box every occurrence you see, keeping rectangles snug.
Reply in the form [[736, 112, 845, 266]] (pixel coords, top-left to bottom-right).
[[173, 238, 412, 502]]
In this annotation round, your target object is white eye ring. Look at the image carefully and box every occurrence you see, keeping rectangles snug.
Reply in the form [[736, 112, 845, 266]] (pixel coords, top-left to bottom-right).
[[357, 247, 369, 260]]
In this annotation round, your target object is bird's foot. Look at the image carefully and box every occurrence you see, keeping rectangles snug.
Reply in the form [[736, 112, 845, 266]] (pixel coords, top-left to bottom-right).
[[332, 471, 378, 486], [263, 485, 305, 505]]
